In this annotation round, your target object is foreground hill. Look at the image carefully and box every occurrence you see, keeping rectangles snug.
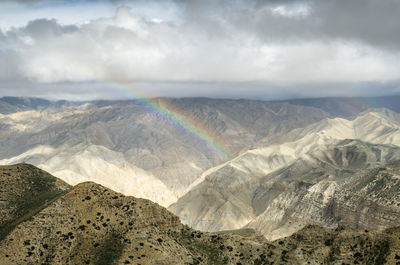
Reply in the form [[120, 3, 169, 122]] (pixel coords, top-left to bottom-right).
[[0, 164, 71, 240], [1, 164, 400, 265]]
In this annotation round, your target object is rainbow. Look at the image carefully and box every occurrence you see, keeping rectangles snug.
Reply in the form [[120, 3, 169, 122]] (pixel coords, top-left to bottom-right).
[[101, 81, 229, 156]]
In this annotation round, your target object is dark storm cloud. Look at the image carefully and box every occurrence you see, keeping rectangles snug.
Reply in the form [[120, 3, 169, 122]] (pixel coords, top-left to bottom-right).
[[9, 0, 400, 50], [315, 0, 400, 49], [172, 0, 400, 50], [23, 19, 79, 39], [285, 0, 400, 49], [2, 80, 400, 101]]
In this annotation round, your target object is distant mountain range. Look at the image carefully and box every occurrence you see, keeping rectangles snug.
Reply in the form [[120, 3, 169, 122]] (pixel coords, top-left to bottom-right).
[[1, 95, 400, 243], [2, 95, 400, 116]]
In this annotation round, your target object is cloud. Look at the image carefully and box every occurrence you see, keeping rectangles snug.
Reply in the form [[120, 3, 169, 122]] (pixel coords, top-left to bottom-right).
[[5, 0, 83, 4], [24, 19, 78, 37], [174, 0, 400, 49], [6, 0, 48, 3], [6, 0, 400, 49], [0, 0, 400, 99]]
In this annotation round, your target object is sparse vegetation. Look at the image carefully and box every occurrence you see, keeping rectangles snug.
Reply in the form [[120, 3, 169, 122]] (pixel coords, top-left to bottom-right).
[[1, 164, 400, 264], [94, 232, 124, 265]]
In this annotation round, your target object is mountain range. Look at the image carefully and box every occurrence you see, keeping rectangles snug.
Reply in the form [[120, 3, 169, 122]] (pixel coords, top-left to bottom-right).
[[170, 109, 400, 238], [1, 95, 400, 244]]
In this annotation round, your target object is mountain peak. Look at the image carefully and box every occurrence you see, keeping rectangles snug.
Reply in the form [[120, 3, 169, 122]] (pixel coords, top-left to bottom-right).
[[358, 108, 400, 125]]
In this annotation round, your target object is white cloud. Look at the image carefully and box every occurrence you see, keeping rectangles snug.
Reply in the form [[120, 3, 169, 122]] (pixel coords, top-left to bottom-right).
[[0, 0, 400, 99], [270, 3, 312, 18], [1, 6, 399, 85]]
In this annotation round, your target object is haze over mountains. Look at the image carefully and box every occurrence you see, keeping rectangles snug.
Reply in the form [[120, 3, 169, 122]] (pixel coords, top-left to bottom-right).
[[1, 95, 400, 242]]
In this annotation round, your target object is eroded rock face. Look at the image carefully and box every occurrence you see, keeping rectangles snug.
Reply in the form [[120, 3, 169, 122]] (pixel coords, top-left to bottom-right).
[[1, 164, 400, 265], [247, 165, 400, 240], [170, 132, 400, 239]]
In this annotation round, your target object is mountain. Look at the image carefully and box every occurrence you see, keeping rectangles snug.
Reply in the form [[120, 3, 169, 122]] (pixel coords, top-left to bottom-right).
[[247, 160, 400, 240], [1, 164, 399, 265], [0, 144, 178, 207], [0, 164, 70, 241], [253, 108, 400, 148], [0, 97, 333, 206], [1, 96, 400, 243], [286, 95, 400, 117], [169, 109, 400, 239], [0, 97, 51, 114], [1, 96, 399, 207], [0, 97, 76, 114]]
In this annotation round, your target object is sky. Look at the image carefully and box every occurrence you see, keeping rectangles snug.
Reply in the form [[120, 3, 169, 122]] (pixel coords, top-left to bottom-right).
[[0, 0, 400, 100]]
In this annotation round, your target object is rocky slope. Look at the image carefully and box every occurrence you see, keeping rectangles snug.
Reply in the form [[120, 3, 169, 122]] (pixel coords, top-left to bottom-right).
[[170, 109, 400, 238], [1, 164, 400, 265], [0, 164, 70, 241], [247, 161, 400, 240], [170, 140, 400, 234], [0, 144, 178, 207]]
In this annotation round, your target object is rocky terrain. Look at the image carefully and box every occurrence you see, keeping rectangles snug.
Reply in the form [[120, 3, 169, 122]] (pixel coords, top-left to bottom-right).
[[1, 96, 400, 244], [1, 164, 400, 265], [0, 96, 399, 208], [170, 109, 400, 239], [246, 160, 400, 240], [0, 97, 334, 206], [0, 164, 70, 241]]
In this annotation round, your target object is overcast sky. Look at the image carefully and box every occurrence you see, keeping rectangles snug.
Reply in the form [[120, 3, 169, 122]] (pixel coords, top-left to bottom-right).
[[0, 0, 400, 100]]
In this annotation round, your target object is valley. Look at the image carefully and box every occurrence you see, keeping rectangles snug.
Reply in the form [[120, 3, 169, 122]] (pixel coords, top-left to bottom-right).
[[1, 96, 400, 253]]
